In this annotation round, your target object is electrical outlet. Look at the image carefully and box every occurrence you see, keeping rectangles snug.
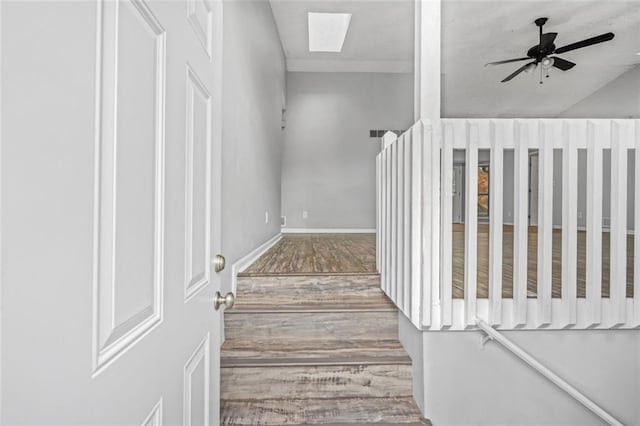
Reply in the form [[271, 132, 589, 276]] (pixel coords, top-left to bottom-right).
[[302, 210, 308, 219], [265, 211, 269, 224], [281, 216, 286, 227]]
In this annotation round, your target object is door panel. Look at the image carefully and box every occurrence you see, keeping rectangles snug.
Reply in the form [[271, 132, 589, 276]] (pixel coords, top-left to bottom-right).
[[1, 0, 223, 424], [94, 0, 166, 374]]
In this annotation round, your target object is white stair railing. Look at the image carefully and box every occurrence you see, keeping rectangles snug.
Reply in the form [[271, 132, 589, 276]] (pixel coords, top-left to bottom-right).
[[377, 118, 640, 330]]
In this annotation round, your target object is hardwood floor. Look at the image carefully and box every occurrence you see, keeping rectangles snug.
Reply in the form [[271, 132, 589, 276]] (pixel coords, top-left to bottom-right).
[[240, 233, 377, 276], [453, 223, 635, 299], [244, 230, 635, 299], [221, 234, 428, 425]]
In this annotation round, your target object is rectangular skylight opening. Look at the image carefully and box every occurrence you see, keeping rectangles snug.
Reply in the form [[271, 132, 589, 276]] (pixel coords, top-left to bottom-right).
[[308, 12, 352, 53]]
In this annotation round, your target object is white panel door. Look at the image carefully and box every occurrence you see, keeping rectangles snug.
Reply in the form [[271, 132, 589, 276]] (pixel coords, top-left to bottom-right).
[[1, 0, 224, 424]]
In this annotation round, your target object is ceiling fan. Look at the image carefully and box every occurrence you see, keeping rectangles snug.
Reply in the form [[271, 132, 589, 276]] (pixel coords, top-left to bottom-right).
[[486, 17, 615, 83]]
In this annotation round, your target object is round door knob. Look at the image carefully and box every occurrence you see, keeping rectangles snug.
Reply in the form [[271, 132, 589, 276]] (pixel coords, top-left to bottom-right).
[[214, 291, 235, 310], [213, 254, 226, 273]]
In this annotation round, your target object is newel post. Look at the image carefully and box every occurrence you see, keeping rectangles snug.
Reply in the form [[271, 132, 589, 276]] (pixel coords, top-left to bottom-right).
[[414, 0, 441, 122], [414, 0, 442, 327]]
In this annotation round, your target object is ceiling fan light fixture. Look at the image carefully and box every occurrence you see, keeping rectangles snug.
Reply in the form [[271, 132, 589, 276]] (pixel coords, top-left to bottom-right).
[[524, 63, 537, 73], [541, 56, 555, 69]]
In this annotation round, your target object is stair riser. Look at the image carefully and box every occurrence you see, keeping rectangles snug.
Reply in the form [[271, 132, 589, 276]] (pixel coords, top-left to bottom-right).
[[224, 311, 398, 341], [221, 397, 426, 425], [221, 364, 412, 400], [220, 339, 409, 362], [237, 275, 381, 298]]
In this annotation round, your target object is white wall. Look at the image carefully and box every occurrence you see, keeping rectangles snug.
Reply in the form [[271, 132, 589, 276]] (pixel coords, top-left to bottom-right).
[[221, 0, 285, 291], [399, 320, 640, 425], [560, 65, 640, 119], [281, 72, 414, 230]]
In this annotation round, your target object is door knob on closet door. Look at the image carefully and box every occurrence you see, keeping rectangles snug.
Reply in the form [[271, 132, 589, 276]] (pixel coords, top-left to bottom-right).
[[214, 291, 235, 310]]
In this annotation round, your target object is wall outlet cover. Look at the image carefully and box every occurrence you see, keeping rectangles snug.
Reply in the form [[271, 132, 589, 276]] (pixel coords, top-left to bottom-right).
[[281, 216, 286, 226], [302, 211, 308, 219]]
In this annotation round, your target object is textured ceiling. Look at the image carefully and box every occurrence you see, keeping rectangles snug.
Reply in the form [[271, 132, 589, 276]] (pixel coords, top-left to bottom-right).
[[269, 0, 640, 116], [269, 0, 414, 73], [442, 0, 640, 117]]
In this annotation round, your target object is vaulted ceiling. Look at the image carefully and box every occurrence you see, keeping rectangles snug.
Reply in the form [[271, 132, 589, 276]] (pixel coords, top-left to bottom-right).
[[269, 0, 640, 117], [443, 1, 640, 117], [269, 0, 414, 73]]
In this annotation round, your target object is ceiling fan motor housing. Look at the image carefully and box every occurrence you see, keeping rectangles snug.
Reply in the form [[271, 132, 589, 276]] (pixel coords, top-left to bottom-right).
[[527, 42, 556, 60]]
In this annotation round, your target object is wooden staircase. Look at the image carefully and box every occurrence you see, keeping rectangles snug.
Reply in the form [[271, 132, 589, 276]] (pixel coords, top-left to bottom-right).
[[220, 273, 428, 425]]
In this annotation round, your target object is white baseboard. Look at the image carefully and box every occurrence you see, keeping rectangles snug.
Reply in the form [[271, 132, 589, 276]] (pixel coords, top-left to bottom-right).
[[281, 228, 376, 234], [231, 232, 282, 293]]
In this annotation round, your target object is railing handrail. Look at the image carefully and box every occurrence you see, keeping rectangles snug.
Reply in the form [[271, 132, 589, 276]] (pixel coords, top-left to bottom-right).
[[476, 319, 624, 426]]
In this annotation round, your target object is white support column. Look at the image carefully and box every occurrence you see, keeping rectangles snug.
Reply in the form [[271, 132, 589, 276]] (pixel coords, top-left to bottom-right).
[[376, 154, 381, 273], [411, 123, 424, 327], [397, 136, 405, 309], [561, 121, 578, 325], [610, 121, 628, 325], [586, 121, 603, 326], [415, 0, 441, 121], [391, 141, 398, 302], [421, 123, 434, 327], [382, 148, 388, 294], [537, 121, 554, 325], [440, 123, 454, 326], [635, 120, 640, 325], [488, 121, 503, 325], [513, 121, 529, 326], [403, 132, 412, 313], [464, 123, 479, 326]]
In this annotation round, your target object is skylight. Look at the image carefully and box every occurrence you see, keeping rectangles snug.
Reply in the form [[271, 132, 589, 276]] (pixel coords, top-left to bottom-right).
[[308, 12, 352, 53]]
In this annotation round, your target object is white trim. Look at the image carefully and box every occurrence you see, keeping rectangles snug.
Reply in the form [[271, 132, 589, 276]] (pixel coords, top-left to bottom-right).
[[183, 333, 210, 426], [281, 228, 376, 234], [186, 0, 212, 61], [0, 0, 3, 418], [141, 398, 163, 426], [231, 233, 282, 293], [183, 64, 212, 303], [287, 59, 412, 74]]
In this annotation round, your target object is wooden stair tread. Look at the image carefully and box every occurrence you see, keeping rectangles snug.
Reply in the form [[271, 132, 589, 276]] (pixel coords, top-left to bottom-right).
[[230, 300, 396, 312], [237, 274, 381, 290], [221, 364, 412, 400], [220, 397, 428, 425], [224, 310, 399, 342], [238, 271, 380, 277], [221, 356, 411, 367], [221, 339, 411, 367]]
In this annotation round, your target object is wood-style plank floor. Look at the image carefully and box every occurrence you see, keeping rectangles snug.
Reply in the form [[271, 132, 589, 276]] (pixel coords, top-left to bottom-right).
[[454, 223, 634, 299], [244, 230, 635, 299], [240, 233, 377, 276]]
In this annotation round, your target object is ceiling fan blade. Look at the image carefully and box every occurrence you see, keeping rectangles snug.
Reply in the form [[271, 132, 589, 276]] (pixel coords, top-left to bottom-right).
[[539, 32, 558, 50], [551, 56, 576, 71], [554, 32, 615, 54], [485, 57, 531, 67], [501, 62, 535, 82]]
